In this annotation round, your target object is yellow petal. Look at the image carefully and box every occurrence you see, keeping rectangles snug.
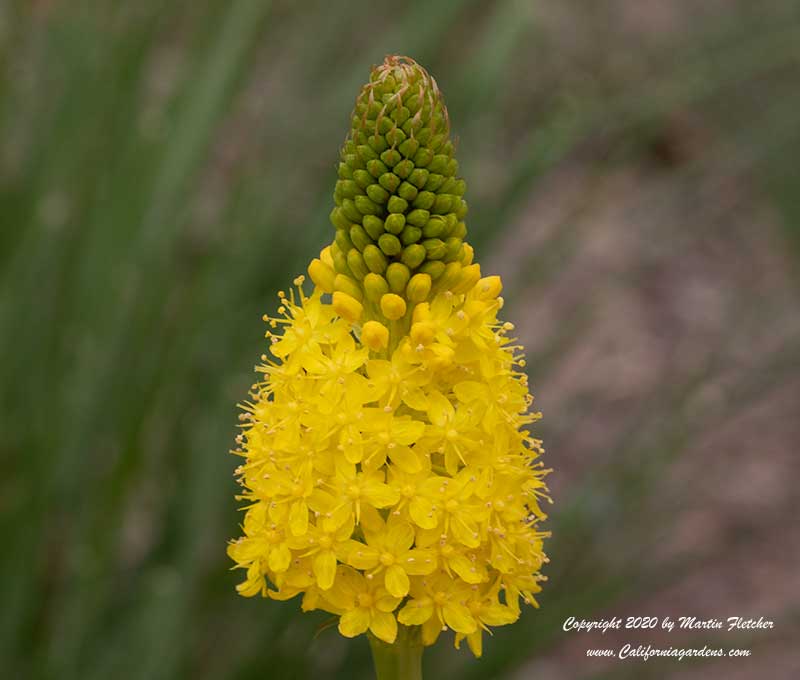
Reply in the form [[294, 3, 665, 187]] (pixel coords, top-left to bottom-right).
[[402, 549, 437, 576], [235, 576, 264, 598], [313, 550, 337, 590], [362, 480, 400, 508], [391, 419, 426, 445], [338, 607, 371, 638], [453, 380, 485, 404], [466, 630, 483, 658], [398, 598, 434, 626], [345, 543, 380, 570], [384, 564, 410, 598], [388, 445, 422, 474], [369, 610, 398, 644], [442, 602, 477, 634], [401, 386, 429, 412], [448, 553, 483, 584], [409, 497, 439, 529], [427, 390, 453, 427], [288, 500, 309, 536], [268, 543, 291, 573], [385, 520, 414, 553]]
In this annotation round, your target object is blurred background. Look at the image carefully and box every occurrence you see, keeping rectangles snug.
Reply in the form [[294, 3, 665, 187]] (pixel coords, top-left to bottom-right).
[[2, 1, 799, 678]]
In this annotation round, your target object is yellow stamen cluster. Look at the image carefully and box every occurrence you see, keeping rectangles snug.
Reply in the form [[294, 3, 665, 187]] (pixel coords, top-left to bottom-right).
[[228, 56, 550, 658]]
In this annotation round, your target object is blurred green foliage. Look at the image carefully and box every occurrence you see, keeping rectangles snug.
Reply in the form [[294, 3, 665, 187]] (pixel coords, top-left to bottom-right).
[[2, 2, 799, 679]]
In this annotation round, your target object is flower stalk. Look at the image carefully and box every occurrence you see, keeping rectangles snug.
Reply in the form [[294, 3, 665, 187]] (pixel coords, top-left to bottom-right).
[[368, 625, 423, 680]]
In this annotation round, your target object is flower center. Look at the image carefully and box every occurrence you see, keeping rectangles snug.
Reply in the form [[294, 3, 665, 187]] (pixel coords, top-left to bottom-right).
[[379, 552, 395, 566], [357, 592, 373, 609], [318, 535, 333, 549]]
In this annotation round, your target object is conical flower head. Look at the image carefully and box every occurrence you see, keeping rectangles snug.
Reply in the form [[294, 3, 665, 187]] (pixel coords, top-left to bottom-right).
[[229, 56, 551, 657]]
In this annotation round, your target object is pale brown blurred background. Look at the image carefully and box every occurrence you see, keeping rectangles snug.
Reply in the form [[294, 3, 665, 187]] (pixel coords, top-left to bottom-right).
[[2, 1, 799, 678]]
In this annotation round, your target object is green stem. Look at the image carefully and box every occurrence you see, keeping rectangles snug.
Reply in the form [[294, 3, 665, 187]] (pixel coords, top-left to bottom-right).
[[368, 625, 424, 680]]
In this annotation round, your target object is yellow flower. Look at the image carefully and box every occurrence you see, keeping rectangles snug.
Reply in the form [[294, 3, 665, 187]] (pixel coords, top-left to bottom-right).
[[343, 514, 436, 597], [228, 55, 550, 658], [321, 566, 402, 643]]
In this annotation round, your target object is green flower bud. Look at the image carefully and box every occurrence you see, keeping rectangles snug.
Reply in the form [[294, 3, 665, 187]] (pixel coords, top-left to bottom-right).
[[337, 162, 353, 179], [419, 259, 446, 280], [400, 225, 422, 245], [387, 196, 408, 214], [398, 138, 419, 158], [378, 233, 402, 256], [456, 199, 468, 219], [391, 106, 410, 126], [427, 154, 449, 174], [425, 173, 444, 191], [422, 216, 446, 238], [377, 117, 394, 134], [368, 134, 387, 153], [384, 213, 406, 235], [397, 181, 418, 202], [444, 236, 463, 261], [432, 194, 453, 214], [363, 272, 389, 302], [408, 168, 429, 189], [386, 262, 411, 294], [452, 220, 467, 239], [422, 238, 446, 260], [330, 207, 350, 231], [437, 260, 463, 289], [440, 177, 457, 194], [341, 198, 361, 222], [401, 244, 426, 269], [367, 184, 389, 204], [406, 273, 432, 302], [414, 147, 433, 167], [335, 228, 354, 253], [380, 148, 401, 167], [406, 209, 429, 228], [367, 159, 389, 178], [379, 172, 401, 192], [349, 224, 372, 251], [362, 215, 384, 241], [363, 244, 389, 274], [386, 127, 406, 146], [337, 179, 361, 199], [357, 144, 378, 162], [334, 273, 363, 301], [354, 195, 380, 216], [347, 248, 369, 279], [332, 246, 351, 276], [412, 191, 435, 210], [353, 169, 373, 190], [394, 159, 414, 179]]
